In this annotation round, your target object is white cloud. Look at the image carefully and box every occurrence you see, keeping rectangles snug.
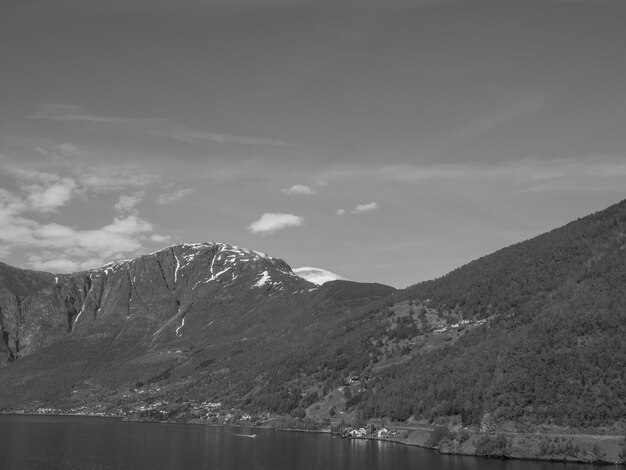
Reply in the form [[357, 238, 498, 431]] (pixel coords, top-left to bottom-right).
[[0, 162, 165, 272], [282, 184, 316, 195], [0, 206, 158, 272], [150, 234, 172, 243], [24, 178, 77, 212], [7, 167, 78, 212], [115, 193, 144, 214], [9, 168, 78, 213], [32, 103, 290, 147], [26, 256, 86, 273], [156, 188, 194, 204], [0, 146, 179, 272], [352, 202, 379, 213], [335, 203, 378, 216], [247, 213, 304, 234], [26, 216, 153, 258], [1, 158, 160, 218]]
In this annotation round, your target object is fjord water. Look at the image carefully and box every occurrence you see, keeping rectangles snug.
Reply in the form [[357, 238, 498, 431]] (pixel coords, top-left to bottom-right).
[[0, 416, 597, 470]]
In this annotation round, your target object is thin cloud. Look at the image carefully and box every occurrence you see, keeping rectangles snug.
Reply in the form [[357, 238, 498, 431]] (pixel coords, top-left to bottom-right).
[[317, 156, 626, 193], [77, 167, 159, 192], [352, 202, 379, 213], [378, 156, 626, 191], [6, 145, 160, 194], [150, 234, 172, 243], [282, 184, 316, 196], [2, 146, 160, 195], [115, 192, 145, 214], [55, 143, 86, 158], [159, 126, 289, 146], [156, 188, 194, 205], [247, 213, 304, 234], [32, 103, 290, 146], [447, 95, 544, 142], [335, 203, 379, 216], [2, 160, 158, 212]]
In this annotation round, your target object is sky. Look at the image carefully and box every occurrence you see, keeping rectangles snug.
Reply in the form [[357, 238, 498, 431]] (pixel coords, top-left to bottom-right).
[[1, 0, 625, 288]]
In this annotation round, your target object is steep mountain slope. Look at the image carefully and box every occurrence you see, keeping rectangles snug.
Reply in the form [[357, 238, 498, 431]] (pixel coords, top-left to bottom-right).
[[1, 243, 308, 364], [359, 200, 626, 428], [0, 243, 395, 410]]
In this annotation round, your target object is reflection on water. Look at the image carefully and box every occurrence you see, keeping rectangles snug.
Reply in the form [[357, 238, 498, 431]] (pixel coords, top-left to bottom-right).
[[0, 415, 601, 470]]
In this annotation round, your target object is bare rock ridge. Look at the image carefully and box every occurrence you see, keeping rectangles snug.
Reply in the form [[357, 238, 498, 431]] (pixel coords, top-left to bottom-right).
[[0, 242, 313, 365]]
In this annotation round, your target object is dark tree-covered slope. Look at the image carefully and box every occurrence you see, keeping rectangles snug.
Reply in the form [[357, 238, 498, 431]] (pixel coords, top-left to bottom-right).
[[405, 199, 626, 320], [361, 200, 626, 427]]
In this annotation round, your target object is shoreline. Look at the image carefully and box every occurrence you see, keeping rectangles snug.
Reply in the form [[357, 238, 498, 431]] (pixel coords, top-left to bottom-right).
[[375, 427, 625, 466], [3, 411, 623, 465]]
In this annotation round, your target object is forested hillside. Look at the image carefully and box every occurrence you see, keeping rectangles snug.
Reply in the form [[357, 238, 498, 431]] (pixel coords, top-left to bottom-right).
[[359, 200, 626, 428], [404, 200, 626, 320]]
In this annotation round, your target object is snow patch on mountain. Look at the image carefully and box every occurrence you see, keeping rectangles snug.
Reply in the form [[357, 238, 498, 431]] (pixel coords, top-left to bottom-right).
[[253, 270, 272, 287], [100, 259, 131, 276], [293, 267, 346, 285]]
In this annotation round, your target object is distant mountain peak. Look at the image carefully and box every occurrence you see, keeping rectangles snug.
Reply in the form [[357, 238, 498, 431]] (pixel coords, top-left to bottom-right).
[[91, 242, 273, 276], [293, 267, 347, 285], [152, 242, 270, 261]]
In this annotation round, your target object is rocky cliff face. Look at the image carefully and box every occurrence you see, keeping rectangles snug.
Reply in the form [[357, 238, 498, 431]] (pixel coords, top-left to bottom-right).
[[0, 242, 313, 366], [0, 264, 76, 364]]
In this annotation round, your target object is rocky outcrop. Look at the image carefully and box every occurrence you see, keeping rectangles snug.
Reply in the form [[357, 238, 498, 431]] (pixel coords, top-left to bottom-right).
[[0, 264, 75, 365]]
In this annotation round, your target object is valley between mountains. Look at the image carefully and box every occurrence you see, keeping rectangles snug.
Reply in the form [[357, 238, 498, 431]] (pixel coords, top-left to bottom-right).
[[1, 201, 625, 464]]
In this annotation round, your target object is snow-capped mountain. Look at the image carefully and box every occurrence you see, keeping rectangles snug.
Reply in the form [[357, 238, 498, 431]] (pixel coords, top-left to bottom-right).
[[293, 267, 347, 285], [0, 241, 395, 413], [0, 242, 313, 364]]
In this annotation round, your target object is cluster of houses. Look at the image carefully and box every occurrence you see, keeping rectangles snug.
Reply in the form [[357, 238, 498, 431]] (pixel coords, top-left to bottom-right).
[[433, 318, 486, 334], [129, 398, 279, 426], [17, 405, 118, 417], [340, 425, 394, 439]]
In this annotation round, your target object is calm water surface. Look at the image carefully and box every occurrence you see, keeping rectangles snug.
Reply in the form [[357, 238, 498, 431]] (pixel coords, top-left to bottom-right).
[[0, 415, 600, 470]]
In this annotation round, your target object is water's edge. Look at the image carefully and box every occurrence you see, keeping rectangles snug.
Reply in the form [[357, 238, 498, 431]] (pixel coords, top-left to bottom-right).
[[3, 412, 623, 466]]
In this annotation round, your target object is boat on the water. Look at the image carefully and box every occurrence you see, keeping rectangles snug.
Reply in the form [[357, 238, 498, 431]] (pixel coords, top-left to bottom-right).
[[234, 433, 257, 438]]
